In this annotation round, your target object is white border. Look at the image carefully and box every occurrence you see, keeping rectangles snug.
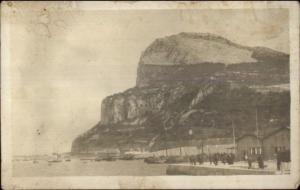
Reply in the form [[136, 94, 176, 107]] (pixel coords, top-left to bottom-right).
[[1, 1, 299, 189]]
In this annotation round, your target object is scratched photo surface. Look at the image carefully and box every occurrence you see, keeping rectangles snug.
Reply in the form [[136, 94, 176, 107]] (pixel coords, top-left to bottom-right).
[[1, 1, 299, 189]]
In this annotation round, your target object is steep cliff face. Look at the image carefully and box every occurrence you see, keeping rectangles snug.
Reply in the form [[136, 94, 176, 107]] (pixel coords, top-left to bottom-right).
[[98, 81, 216, 126], [71, 33, 290, 153], [71, 81, 219, 153]]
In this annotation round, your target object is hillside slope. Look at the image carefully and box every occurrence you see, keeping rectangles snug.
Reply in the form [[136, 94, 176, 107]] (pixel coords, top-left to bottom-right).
[[71, 33, 289, 154]]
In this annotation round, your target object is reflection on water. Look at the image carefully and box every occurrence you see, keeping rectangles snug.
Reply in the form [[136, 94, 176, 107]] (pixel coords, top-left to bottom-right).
[[13, 159, 168, 177]]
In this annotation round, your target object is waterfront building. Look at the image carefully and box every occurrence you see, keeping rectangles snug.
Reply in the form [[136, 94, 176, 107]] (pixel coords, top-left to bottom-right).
[[236, 134, 262, 161], [236, 127, 290, 161], [262, 127, 290, 160], [151, 138, 234, 156]]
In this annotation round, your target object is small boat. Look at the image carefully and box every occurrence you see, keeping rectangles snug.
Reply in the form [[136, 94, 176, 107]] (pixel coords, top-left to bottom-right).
[[80, 158, 94, 161], [48, 159, 62, 163], [164, 156, 187, 164], [95, 156, 103, 162], [95, 149, 120, 161], [119, 154, 135, 160], [48, 153, 63, 163], [144, 156, 166, 164], [102, 155, 116, 161]]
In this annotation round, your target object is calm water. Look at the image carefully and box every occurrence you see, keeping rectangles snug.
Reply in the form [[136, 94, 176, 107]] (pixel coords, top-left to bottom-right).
[[13, 159, 168, 177]]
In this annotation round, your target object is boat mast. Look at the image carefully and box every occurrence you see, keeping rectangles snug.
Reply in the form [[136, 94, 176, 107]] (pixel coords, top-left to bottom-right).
[[255, 105, 263, 155], [255, 106, 259, 139], [231, 117, 236, 154], [163, 119, 168, 157]]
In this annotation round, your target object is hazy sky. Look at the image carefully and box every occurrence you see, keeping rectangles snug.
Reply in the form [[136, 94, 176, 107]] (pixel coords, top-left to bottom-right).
[[8, 6, 289, 155]]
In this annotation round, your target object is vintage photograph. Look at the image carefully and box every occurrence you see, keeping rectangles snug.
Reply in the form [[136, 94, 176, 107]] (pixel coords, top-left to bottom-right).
[[1, 1, 299, 189]]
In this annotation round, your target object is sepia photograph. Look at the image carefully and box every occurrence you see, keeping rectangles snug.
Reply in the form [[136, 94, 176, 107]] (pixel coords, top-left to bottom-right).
[[1, 1, 299, 189]]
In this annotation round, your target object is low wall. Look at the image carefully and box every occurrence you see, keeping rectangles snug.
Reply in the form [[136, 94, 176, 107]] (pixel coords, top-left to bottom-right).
[[166, 165, 275, 175]]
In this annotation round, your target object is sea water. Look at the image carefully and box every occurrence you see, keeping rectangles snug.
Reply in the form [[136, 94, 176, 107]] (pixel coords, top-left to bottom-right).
[[13, 159, 168, 177]]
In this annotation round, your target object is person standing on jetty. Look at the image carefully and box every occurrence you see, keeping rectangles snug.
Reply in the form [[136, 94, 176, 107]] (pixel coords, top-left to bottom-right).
[[245, 153, 253, 169], [276, 151, 282, 171], [213, 153, 219, 166], [208, 153, 213, 165], [257, 155, 264, 169]]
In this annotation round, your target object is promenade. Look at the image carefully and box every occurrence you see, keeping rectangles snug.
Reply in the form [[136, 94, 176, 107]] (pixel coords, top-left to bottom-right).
[[166, 160, 290, 175]]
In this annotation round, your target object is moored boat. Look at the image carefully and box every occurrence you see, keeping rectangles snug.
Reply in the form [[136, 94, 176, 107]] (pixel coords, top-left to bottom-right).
[[102, 156, 117, 161], [48, 153, 63, 163], [95, 157, 103, 162], [144, 156, 166, 164], [119, 154, 135, 160], [164, 156, 188, 164]]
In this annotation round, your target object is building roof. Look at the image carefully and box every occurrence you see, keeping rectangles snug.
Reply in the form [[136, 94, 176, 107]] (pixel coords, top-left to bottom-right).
[[204, 137, 233, 145], [263, 127, 290, 140], [236, 127, 290, 142], [236, 134, 261, 142]]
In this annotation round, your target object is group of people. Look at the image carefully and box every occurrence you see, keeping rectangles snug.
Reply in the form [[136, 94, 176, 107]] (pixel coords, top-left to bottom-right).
[[188, 152, 235, 166], [208, 152, 235, 166], [276, 150, 291, 172], [244, 150, 291, 171], [244, 153, 264, 169], [189, 153, 205, 165], [186, 150, 291, 172]]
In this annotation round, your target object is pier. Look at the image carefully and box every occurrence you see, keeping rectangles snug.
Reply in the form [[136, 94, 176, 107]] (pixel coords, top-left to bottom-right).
[[166, 161, 288, 175]]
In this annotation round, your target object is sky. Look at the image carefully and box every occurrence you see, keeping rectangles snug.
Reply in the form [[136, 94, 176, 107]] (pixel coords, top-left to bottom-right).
[[6, 5, 289, 155]]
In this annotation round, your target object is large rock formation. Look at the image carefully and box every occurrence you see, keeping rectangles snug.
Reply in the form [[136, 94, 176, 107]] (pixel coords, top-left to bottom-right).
[[137, 32, 289, 87], [71, 33, 290, 154]]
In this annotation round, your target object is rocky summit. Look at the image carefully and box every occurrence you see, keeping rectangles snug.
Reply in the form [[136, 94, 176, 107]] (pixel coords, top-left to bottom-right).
[[71, 33, 290, 154]]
